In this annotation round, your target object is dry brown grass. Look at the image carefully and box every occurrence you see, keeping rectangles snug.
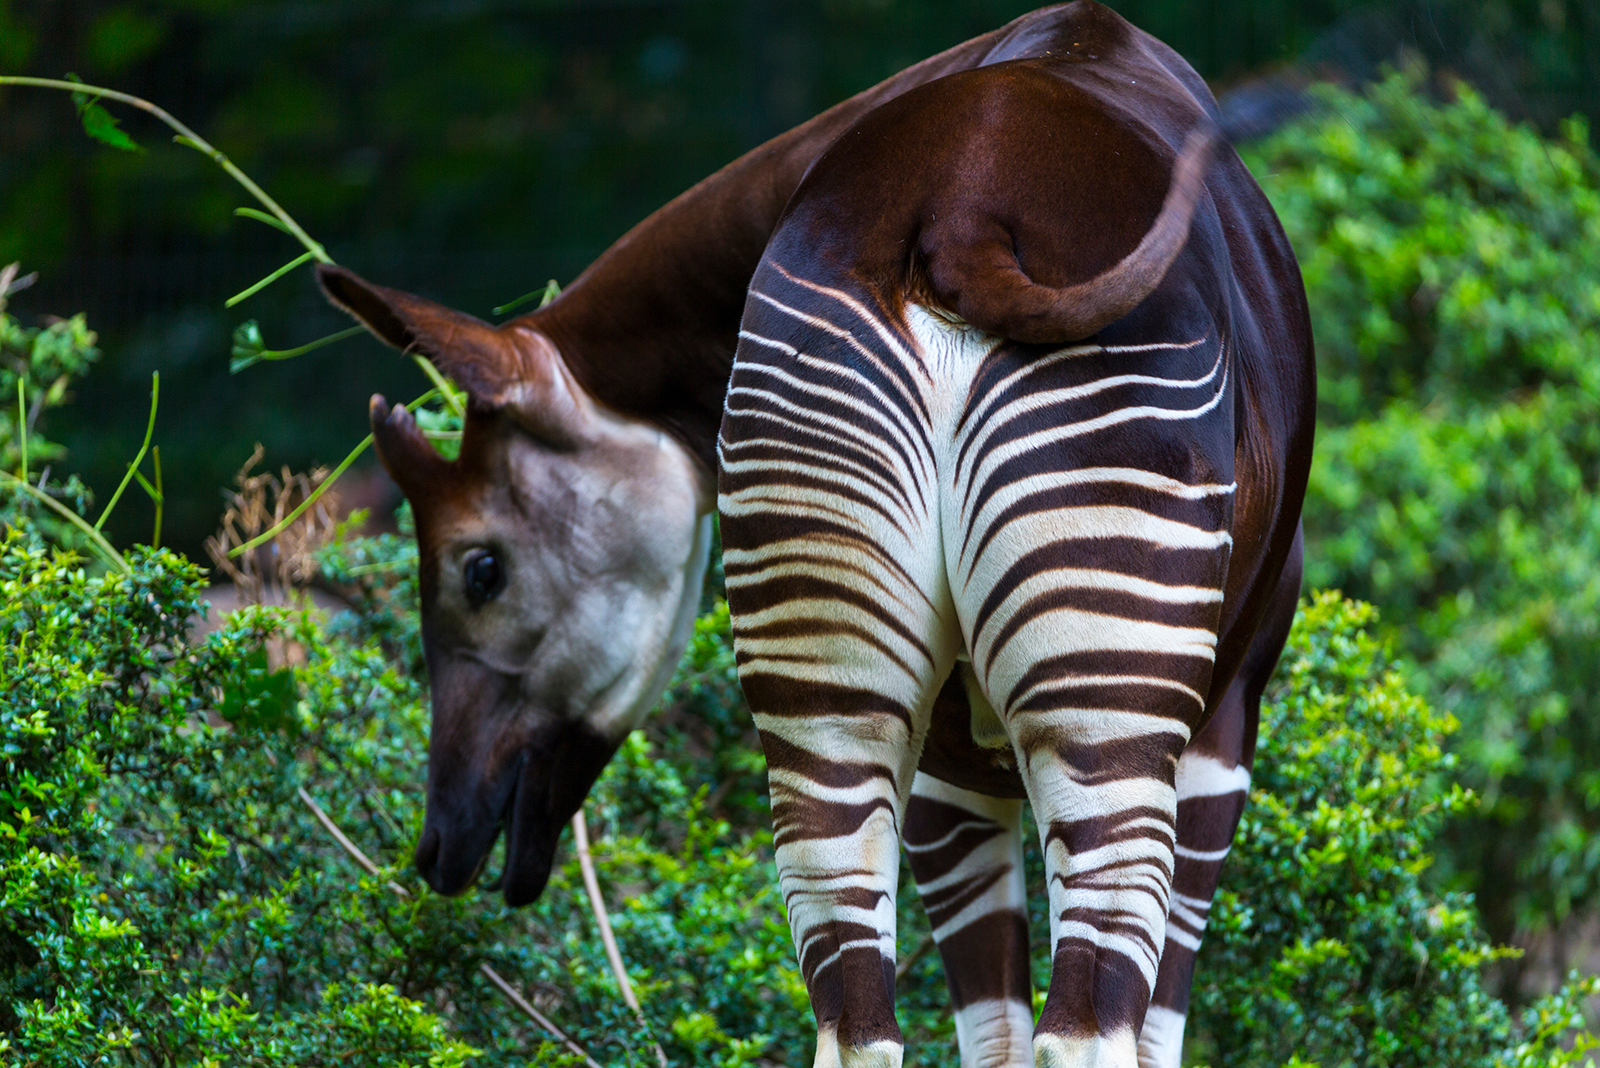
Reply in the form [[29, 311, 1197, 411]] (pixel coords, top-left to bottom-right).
[[205, 444, 340, 606]]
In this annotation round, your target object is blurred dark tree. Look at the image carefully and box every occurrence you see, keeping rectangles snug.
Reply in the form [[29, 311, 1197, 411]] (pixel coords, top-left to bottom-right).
[[0, 0, 1595, 554]]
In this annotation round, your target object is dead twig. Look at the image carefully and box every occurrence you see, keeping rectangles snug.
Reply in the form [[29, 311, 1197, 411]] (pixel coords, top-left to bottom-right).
[[206, 446, 340, 605], [295, 787, 602, 1068], [895, 932, 937, 986], [476, 963, 603, 1068], [572, 807, 669, 1067]]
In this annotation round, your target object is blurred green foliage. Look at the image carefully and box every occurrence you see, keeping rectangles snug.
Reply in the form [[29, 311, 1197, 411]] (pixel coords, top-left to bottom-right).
[[1186, 592, 1598, 1067], [1245, 67, 1600, 947], [0, 290, 100, 549], [5, 340, 1597, 1064]]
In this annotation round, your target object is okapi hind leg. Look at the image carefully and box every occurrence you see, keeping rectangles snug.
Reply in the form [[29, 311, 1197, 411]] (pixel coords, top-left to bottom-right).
[[1137, 528, 1303, 1068], [719, 263, 960, 1067], [905, 771, 1033, 1068]]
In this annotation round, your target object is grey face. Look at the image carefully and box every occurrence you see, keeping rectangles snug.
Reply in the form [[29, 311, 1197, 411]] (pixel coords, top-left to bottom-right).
[[395, 391, 714, 905], [321, 261, 717, 906]]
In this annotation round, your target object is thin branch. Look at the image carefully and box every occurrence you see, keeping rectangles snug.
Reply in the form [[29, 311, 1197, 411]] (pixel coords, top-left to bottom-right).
[[895, 932, 937, 985], [571, 808, 641, 1012], [296, 787, 409, 897], [478, 963, 604, 1068], [572, 808, 669, 1067], [0, 77, 330, 264], [295, 786, 603, 1068]]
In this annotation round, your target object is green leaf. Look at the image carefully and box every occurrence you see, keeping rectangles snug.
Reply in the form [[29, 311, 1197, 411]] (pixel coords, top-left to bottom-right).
[[229, 319, 266, 373], [218, 646, 298, 736], [66, 76, 142, 154]]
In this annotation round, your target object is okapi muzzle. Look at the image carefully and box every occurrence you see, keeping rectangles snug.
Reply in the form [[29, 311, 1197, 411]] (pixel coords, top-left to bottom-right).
[[322, 265, 714, 908], [411, 637, 619, 905]]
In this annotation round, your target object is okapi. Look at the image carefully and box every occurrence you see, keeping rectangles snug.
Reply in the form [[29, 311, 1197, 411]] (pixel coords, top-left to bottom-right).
[[317, 4, 1313, 1066]]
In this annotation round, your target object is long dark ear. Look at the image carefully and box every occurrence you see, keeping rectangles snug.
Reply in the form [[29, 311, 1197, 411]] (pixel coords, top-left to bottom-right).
[[319, 264, 588, 441]]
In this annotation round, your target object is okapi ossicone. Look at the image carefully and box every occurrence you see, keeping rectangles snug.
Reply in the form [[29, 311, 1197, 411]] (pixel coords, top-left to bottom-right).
[[317, 4, 1313, 1066]]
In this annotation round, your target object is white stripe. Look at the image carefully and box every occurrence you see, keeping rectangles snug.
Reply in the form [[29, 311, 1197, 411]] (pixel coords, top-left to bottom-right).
[[1174, 844, 1230, 862], [739, 328, 936, 481], [1175, 752, 1250, 800], [953, 343, 1225, 485], [771, 264, 919, 365], [959, 360, 1229, 504]]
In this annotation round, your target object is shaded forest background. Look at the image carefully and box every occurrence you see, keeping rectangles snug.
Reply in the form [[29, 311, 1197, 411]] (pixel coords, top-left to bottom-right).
[[1, 0, 1596, 558]]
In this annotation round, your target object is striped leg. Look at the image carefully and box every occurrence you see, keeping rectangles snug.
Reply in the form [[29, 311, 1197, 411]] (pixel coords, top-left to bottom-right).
[[959, 549, 1223, 1068], [905, 769, 1033, 1068], [934, 329, 1235, 1064], [1137, 528, 1303, 1068], [719, 275, 957, 1067]]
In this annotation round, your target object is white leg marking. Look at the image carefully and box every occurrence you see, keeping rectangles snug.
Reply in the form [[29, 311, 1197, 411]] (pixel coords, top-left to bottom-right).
[[1173, 752, 1249, 800], [1135, 1005, 1186, 1068], [1033, 1029, 1140, 1068], [952, 998, 1033, 1068]]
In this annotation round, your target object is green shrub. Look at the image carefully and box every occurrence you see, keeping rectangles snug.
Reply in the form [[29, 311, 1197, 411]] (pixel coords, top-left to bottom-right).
[[1243, 65, 1600, 943], [1187, 592, 1598, 1066], [7, 508, 1595, 1064], [0, 293, 100, 546]]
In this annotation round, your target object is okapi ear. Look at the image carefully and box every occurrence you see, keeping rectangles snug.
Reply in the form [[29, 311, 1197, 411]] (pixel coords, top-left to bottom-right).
[[319, 264, 588, 442], [369, 394, 451, 501]]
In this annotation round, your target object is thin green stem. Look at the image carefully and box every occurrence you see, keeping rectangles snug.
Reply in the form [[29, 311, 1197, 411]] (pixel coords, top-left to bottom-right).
[[151, 446, 163, 548], [345, 559, 410, 576], [95, 372, 158, 532], [227, 389, 439, 559], [226, 250, 316, 308], [132, 447, 164, 546], [0, 470, 129, 573], [411, 355, 465, 418], [260, 326, 364, 362], [0, 77, 330, 265], [16, 380, 26, 481], [232, 325, 366, 373], [492, 278, 561, 317], [234, 207, 292, 235]]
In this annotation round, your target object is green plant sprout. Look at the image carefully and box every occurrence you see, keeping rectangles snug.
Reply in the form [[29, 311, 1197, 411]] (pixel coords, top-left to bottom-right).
[[94, 372, 158, 534], [15, 380, 25, 483], [0, 74, 475, 555], [0, 470, 128, 572], [230, 320, 366, 374], [0, 76, 329, 265], [493, 278, 562, 317], [0, 366, 156, 574], [226, 388, 443, 560]]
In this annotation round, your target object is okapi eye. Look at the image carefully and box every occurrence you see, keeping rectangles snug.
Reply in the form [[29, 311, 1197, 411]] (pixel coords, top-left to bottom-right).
[[462, 550, 505, 607]]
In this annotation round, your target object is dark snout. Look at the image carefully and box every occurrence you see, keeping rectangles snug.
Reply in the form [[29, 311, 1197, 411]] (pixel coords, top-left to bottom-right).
[[410, 656, 620, 906]]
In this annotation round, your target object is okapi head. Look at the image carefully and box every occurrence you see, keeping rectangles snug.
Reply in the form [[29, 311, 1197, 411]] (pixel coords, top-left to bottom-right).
[[318, 264, 714, 906]]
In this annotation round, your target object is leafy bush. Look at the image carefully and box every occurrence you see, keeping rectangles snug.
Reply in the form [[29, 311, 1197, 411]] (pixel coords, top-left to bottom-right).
[[1241, 66, 1600, 943], [1187, 592, 1597, 1066], [0, 284, 99, 545], [8, 510, 1596, 1065]]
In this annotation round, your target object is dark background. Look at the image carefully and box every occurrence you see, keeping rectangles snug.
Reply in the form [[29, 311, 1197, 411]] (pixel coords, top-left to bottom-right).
[[2, 0, 1596, 557]]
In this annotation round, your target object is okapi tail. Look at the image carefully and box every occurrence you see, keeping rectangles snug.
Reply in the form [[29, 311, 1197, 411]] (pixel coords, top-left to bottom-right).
[[929, 125, 1218, 345]]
